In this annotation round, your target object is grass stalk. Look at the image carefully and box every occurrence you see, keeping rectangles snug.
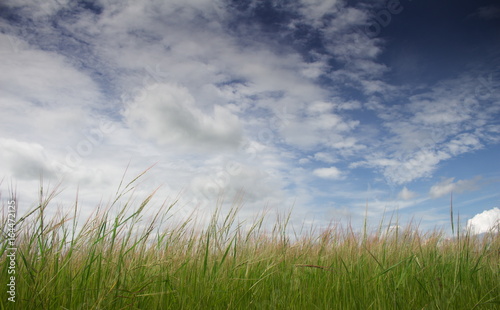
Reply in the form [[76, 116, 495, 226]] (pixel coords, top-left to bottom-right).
[[0, 174, 498, 309]]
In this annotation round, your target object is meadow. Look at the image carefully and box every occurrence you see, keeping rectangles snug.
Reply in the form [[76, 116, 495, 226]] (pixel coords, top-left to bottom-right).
[[1, 175, 499, 309]]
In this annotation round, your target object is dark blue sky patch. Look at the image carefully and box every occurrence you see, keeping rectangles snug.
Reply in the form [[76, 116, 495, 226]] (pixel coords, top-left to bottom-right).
[[373, 0, 500, 85], [75, 0, 104, 15], [285, 23, 328, 62], [224, 0, 312, 56], [253, 0, 294, 31], [0, 5, 24, 24]]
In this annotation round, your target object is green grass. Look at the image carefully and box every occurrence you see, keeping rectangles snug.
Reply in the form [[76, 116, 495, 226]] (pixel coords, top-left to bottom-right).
[[1, 175, 499, 309]]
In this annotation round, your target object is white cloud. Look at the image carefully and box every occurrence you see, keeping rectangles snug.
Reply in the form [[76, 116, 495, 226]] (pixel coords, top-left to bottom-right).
[[290, 1, 388, 94], [1, 0, 499, 235], [467, 208, 500, 234], [281, 104, 360, 151], [313, 152, 338, 163], [446, 133, 482, 156], [0, 34, 101, 108], [313, 166, 344, 180], [299, 60, 330, 79], [404, 75, 499, 132], [333, 99, 362, 111], [398, 187, 417, 200], [0, 0, 325, 221], [298, 158, 310, 164], [307, 101, 335, 114], [0, 32, 105, 155], [354, 72, 500, 185], [189, 163, 286, 205], [0, 138, 55, 180], [355, 148, 452, 185], [297, 0, 343, 26], [429, 177, 482, 199], [124, 83, 243, 151]]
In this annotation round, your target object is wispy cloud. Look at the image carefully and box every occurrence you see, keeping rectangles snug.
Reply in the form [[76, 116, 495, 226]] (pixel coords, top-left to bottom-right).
[[352, 72, 499, 185], [429, 177, 482, 199]]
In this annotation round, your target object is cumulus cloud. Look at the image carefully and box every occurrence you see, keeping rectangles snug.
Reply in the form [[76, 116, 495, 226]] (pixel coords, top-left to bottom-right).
[[313, 166, 344, 180], [398, 187, 417, 200], [429, 177, 481, 199], [0, 138, 55, 180], [467, 208, 500, 234], [124, 83, 243, 151]]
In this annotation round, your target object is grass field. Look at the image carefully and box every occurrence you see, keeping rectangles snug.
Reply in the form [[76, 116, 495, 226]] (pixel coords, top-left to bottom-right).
[[1, 176, 499, 309]]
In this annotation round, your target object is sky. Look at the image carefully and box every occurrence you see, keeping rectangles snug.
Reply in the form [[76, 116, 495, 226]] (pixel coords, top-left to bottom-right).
[[1, 0, 499, 235]]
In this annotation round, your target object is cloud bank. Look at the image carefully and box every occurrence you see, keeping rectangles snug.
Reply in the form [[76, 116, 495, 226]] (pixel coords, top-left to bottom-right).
[[467, 208, 500, 234]]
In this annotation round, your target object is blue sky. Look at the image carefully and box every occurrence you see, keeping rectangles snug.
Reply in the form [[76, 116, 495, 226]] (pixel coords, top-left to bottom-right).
[[1, 0, 499, 234]]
